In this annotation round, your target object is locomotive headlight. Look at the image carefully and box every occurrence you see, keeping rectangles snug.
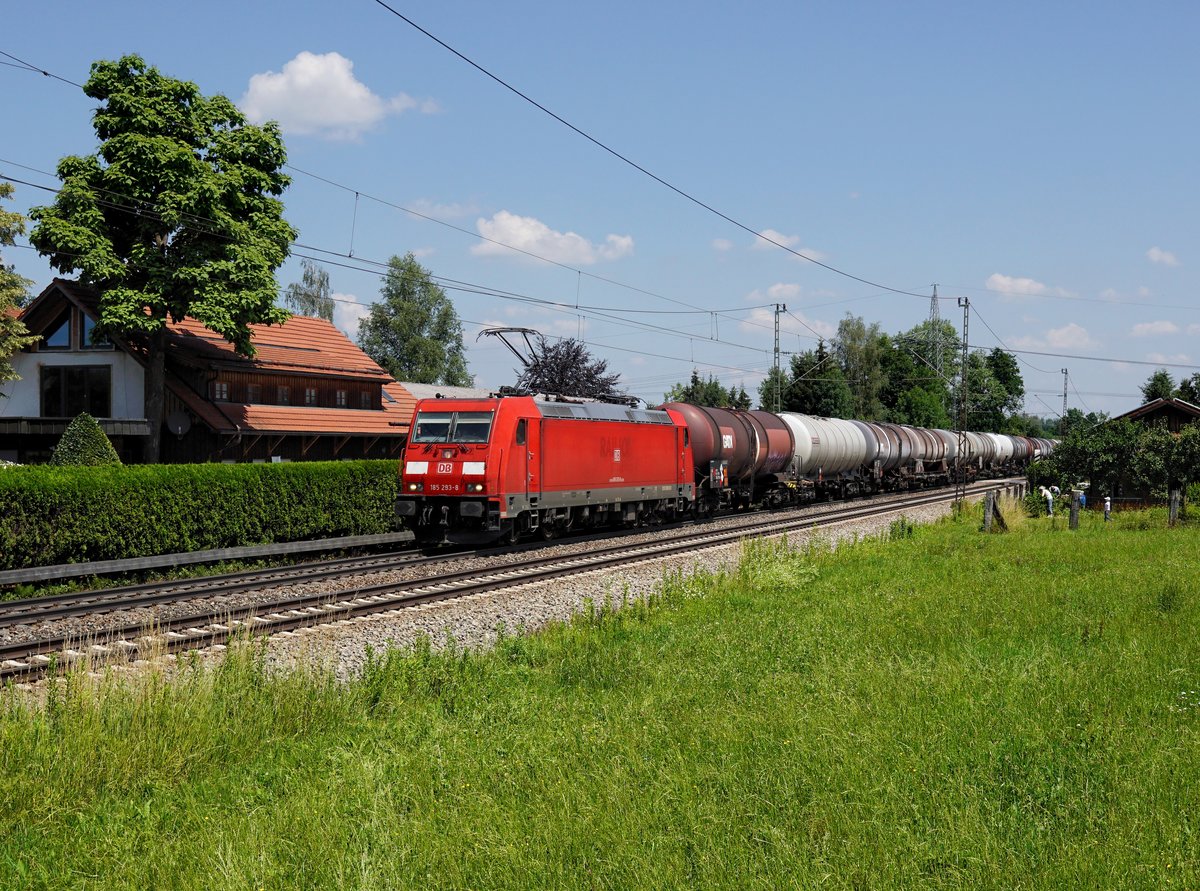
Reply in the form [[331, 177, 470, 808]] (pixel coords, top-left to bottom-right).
[[408, 482, 422, 492], [473, 483, 485, 492]]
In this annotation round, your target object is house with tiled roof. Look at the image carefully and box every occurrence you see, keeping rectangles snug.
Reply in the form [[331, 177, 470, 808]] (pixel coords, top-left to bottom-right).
[[0, 279, 416, 463]]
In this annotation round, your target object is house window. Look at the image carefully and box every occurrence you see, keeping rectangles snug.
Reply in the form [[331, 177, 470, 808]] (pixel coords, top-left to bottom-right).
[[304, 387, 318, 406], [278, 386, 290, 405], [211, 381, 230, 402], [246, 384, 262, 404], [335, 389, 348, 408], [80, 314, 112, 350], [360, 391, 372, 409], [40, 366, 111, 417], [42, 311, 71, 350]]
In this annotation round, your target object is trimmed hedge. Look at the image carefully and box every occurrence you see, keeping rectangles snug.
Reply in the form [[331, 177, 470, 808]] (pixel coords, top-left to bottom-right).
[[0, 460, 400, 570]]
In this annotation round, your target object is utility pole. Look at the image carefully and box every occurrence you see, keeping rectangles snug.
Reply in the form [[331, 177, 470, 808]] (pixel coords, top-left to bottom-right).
[[1062, 368, 1069, 420], [773, 303, 786, 412], [955, 296, 970, 503], [929, 284, 942, 381]]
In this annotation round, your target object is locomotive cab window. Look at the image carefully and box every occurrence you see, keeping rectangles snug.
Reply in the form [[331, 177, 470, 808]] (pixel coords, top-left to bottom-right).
[[515, 418, 526, 446], [453, 411, 493, 443], [411, 410, 495, 443], [412, 412, 453, 442]]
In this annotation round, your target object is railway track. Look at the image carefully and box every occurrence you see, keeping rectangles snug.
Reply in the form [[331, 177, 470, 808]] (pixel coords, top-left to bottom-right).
[[0, 480, 1021, 683]]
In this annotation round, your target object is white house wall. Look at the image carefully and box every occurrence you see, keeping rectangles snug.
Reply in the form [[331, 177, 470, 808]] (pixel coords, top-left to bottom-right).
[[0, 350, 145, 419]]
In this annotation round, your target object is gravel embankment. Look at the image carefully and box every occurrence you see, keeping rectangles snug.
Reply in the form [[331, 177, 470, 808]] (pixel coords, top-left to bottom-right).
[[265, 500, 955, 683]]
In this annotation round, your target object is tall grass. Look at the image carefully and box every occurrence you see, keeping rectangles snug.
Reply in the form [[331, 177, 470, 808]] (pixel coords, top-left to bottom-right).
[[1, 507, 1197, 888]]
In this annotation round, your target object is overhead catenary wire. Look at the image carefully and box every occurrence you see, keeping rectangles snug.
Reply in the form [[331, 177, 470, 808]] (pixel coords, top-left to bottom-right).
[[366, 1, 931, 299]]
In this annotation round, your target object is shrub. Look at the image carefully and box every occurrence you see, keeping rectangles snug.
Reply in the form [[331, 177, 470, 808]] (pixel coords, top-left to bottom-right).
[[48, 413, 121, 466], [0, 460, 400, 570]]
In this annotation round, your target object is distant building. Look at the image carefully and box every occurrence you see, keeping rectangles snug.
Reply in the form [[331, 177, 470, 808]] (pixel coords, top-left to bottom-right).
[[1109, 397, 1200, 433], [0, 279, 416, 463]]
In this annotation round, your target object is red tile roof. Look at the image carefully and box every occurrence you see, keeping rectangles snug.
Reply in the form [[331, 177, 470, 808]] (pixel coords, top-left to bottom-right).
[[166, 315, 392, 381], [214, 403, 410, 435], [3, 305, 21, 320]]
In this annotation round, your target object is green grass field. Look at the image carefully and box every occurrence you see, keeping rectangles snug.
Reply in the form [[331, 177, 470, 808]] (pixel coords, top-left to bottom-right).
[[2, 503, 1197, 889]]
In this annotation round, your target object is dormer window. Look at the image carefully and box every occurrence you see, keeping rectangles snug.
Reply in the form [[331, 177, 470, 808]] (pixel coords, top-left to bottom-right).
[[211, 381, 230, 402]]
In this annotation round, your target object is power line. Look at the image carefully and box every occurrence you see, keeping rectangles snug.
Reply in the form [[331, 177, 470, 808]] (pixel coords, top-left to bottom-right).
[[0, 50, 84, 88], [367, 1, 931, 299]]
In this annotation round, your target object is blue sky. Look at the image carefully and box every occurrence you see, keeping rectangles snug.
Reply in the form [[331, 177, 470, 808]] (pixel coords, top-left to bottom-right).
[[3, 0, 1197, 417]]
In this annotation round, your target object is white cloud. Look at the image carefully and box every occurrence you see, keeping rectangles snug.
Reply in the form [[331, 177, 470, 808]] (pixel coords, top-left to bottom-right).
[[1189, 324, 1200, 336], [753, 228, 801, 250], [332, 293, 370, 340], [1147, 246, 1179, 267], [751, 229, 824, 261], [711, 238, 733, 252], [1010, 322, 1099, 351], [1147, 352, 1191, 364], [740, 305, 834, 341], [240, 51, 437, 140], [1046, 323, 1098, 350], [985, 272, 1071, 300], [471, 211, 633, 265], [1130, 320, 1179, 337]]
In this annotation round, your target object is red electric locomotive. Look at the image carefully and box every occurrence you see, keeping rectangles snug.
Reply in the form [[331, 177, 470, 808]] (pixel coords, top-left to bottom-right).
[[397, 395, 694, 543]]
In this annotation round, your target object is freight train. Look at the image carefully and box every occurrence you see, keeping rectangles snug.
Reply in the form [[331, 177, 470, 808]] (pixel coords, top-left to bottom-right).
[[395, 394, 1054, 544]]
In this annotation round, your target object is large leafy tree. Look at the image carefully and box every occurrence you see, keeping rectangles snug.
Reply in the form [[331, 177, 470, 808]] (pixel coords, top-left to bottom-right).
[[283, 258, 334, 321], [29, 55, 296, 462], [517, 336, 622, 400], [666, 369, 750, 409], [757, 365, 789, 412], [1140, 368, 1175, 403], [1, 183, 39, 387], [358, 252, 471, 386]]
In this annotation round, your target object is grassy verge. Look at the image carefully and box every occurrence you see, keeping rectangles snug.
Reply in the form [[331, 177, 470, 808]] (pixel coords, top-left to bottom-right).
[[1, 503, 1197, 888]]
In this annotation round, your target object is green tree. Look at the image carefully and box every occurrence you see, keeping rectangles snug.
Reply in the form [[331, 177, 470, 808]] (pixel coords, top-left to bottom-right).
[[786, 340, 853, 417], [1058, 407, 1108, 437], [49, 412, 122, 466], [0, 183, 39, 388], [1046, 418, 1142, 497], [358, 252, 471, 386], [1174, 373, 1200, 405], [666, 369, 748, 408], [517, 336, 621, 400], [833, 315, 886, 420], [29, 55, 296, 462], [1140, 368, 1175, 403], [757, 365, 789, 412], [283, 258, 334, 321]]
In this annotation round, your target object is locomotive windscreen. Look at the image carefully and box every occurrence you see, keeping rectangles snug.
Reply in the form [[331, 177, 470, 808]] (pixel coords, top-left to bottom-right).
[[411, 410, 494, 443]]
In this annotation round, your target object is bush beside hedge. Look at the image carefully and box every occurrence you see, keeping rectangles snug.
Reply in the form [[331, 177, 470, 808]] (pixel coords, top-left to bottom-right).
[[0, 460, 400, 570]]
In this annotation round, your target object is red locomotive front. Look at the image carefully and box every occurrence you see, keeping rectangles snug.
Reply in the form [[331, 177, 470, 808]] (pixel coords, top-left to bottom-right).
[[397, 395, 694, 543]]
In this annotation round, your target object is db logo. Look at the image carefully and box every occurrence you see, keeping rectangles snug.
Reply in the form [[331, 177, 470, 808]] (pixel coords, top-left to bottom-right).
[[613, 449, 621, 462], [436, 462, 453, 474]]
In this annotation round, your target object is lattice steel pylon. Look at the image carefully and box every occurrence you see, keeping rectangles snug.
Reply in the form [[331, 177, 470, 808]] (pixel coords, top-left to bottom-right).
[[955, 296, 970, 504]]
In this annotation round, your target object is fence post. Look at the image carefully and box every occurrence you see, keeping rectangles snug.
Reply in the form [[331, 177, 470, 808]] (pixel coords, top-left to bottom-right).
[[983, 491, 994, 532], [1170, 489, 1180, 527], [1069, 491, 1080, 530]]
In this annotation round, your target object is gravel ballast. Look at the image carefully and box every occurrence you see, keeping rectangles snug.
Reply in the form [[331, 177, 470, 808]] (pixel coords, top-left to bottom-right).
[[265, 501, 956, 683]]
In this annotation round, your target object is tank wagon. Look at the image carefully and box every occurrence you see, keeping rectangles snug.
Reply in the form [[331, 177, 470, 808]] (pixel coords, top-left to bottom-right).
[[398, 394, 1055, 543]]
